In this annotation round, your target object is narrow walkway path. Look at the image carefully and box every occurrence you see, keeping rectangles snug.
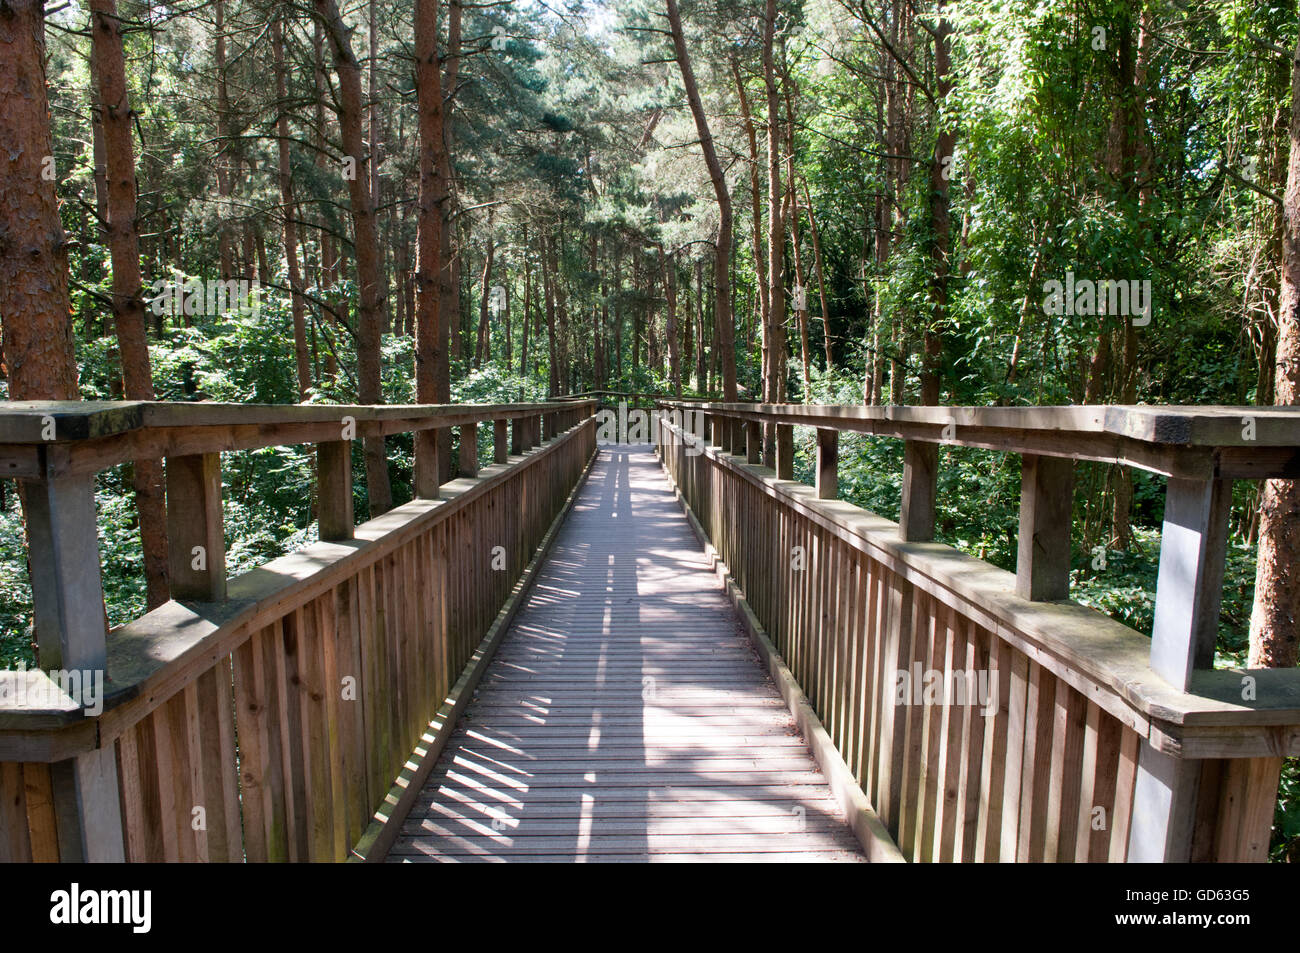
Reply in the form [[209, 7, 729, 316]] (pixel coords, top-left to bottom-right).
[[388, 446, 864, 862]]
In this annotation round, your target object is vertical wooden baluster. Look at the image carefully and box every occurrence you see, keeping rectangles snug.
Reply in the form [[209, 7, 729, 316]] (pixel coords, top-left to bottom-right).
[[1015, 454, 1075, 601], [746, 421, 761, 465], [414, 429, 440, 499], [318, 440, 356, 538], [1148, 477, 1232, 689], [0, 762, 32, 861], [899, 442, 937, 541], [1126, 476, 1231, 862], [460, 422, 479, 478], [776, 423, 795, 480], [816, 428, 838, 499], [166, 452, 227, 601], [494, 419, 509, 464]]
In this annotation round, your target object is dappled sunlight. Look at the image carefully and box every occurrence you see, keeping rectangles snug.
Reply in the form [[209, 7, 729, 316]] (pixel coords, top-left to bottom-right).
[[388, 446, 864, 862]]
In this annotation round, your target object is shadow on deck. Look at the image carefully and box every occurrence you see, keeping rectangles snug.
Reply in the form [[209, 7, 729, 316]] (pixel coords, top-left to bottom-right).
[[386, 446, 866, 863]]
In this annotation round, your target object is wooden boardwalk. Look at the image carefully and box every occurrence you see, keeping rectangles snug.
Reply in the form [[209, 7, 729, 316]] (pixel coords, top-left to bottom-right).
[[387, 445, 865, 863]]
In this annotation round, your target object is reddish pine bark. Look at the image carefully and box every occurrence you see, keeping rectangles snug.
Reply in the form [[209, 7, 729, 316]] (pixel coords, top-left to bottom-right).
[[1249, 33, 1300, 669], [90, 0, 168, 608], [315, 0, 393, 514], [762, 0, 786, 409], [666, 0, 736, 402], [1, 0, 79, 401], [272, 15, 312, 401]]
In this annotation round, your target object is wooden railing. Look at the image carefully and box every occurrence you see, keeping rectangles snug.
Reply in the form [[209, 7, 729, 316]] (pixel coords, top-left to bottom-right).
[[0, 398, 597, 861], [655, 401, 1300, 862]]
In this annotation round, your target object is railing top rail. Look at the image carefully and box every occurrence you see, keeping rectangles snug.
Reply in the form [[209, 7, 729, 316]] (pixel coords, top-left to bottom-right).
[[655, 401, 1300, 479], [0, 398, 596, 445], [656, 401, 1300, 447], [0, 399, 597, 480]]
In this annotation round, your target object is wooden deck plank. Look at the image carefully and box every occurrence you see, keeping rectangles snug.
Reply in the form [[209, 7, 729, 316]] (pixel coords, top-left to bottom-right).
[[389, 446, 867, 863]]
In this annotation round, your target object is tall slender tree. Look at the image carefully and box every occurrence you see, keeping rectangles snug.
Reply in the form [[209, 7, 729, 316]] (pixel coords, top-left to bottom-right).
[[315, 0, 393, 514], [1250, 29, 1300, 669], [413, 0, 445, 494], [272, 14, 312, 401], [1, 0, 80, 403], [665, 0, 736, 409], [90, 0, 169, 608]]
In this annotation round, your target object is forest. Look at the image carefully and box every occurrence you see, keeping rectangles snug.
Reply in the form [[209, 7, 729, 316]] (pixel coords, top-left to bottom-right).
[[0, 0, 1297, 859]]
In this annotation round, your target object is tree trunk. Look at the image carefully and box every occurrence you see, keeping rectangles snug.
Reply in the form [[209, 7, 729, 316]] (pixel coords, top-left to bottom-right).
[[475, 209, 495, 366], [802, 179, 833, 369], [543, 232, 558, 395], [666, 0, 736, 405], [504, 252, 513, 372], [91, 0, 169, 609], [663, 248, 681, 396], [437, 0, 462, 367], [632, 253, 641, 373], [414, 0, 445, 501], [922, 0, 954, 408], [214, 0, 235, 280], [273, 16, 312, 401], [2, 0, 90, 663], [613, 249, 623, 380], [733, 56, 768, 402], [315, 22, 340, 384], [316, 0, 392, 514], [597, 235, 608, 388], [763, 0, 786, 444], [782, 77, 812, 395], [694, 258, 707, 391], [1, 0, 79, 401], [556, 232, 570, 390], [1249, 33, 1300, 669], [520, 224, 532, 379]]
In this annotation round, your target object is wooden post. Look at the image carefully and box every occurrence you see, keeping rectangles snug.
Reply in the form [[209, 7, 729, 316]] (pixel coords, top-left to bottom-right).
[[318, 440, 356, 537], [1149, 477, 1232, 691], [511, 417, 523, 455], [1127, 745, 1203, 863], [544, 413, 556, 441], [165, 452, 226, 602], [1126, 477, 1232, 863], [776, 424, 794, 480], [1015, 454, 1074, 601], [816, 428, 838, 500], [899, 441, 938, 542], [493, 419, 509, 464], [22, 469, 125, 862], [413, 430, 440, 500], [460, 422, 479, 478], [746, 421, 761, 465]]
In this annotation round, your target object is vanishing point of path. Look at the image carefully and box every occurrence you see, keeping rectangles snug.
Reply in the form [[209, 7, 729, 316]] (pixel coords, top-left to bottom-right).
[[387, 445, 865, 862]]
